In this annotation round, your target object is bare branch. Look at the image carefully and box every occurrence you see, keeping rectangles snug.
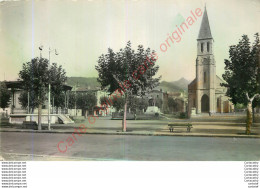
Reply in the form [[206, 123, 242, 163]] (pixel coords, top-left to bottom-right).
[[246, 92, 250, 101], [252, 93, 260, 102], [246, 92, 260, 102]]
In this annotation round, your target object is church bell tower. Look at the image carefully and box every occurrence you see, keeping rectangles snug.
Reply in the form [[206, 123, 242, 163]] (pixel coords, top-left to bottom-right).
[[195, 7, 216, 114]]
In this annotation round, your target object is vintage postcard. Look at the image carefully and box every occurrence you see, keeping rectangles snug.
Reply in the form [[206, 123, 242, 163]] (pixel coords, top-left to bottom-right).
[[0, 0, 259, 187]]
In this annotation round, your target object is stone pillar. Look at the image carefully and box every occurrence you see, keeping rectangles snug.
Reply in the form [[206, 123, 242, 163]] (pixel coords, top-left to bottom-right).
[[209, 89, 215, 114], [196, 58, 201, 114], [196, 90, 201, 114], [220, 96, 223, 113], [209, 60, 216, 114]]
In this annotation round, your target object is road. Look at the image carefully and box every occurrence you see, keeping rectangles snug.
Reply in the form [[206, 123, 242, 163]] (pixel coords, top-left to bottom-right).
[[1, 132, 260, 161]]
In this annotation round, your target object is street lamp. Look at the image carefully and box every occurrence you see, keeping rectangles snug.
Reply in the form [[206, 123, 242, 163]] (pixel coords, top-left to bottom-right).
[[39, 45, 58, 130], [39, 45, 43, 58], [74, 82, 79, 116]]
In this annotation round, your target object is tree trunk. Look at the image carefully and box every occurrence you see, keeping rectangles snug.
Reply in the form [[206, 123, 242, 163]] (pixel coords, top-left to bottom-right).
[[246, 101, 253, 135], [122, 101, 127, 132], [38, 104, 42, 130]]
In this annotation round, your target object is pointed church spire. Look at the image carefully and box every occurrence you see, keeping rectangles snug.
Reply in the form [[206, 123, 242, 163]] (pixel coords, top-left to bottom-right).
[[197, 6, 213, 40]]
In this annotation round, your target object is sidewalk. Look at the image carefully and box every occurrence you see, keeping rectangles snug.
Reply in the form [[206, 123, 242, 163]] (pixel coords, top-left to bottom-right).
[[1, 117, 260, 138]]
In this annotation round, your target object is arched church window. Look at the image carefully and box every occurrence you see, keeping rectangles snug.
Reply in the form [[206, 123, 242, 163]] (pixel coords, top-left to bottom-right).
[[207, 42, 210, 52], [201, 43, 204, 52]]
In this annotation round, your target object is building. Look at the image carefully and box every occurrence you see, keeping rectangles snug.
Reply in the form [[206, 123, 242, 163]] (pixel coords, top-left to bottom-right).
[[2, 81, 74, 124], [188, 7, 233, 116], [168, 92, 187, 113]]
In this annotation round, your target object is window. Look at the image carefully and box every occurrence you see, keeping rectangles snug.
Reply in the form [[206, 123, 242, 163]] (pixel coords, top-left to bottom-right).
[[204, 72, 206, 83], [201, 43, 204, 52], [207, 42, 210, 52]]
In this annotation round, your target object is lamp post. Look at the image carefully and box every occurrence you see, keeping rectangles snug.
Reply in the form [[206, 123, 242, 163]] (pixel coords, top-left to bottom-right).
[[39, 46, 58, 130], [74, 82, 79, 116]]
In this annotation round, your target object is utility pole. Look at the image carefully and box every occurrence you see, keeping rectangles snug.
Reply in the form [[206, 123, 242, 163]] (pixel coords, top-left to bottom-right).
[[39, 46, 58, 130], [48, 48, 59, 130]]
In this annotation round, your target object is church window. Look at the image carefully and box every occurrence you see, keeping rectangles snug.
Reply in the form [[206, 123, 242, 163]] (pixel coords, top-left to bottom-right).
[[201, 43, 204, 52], [204, 72, 206, 83], [207, 42, 210, 52]]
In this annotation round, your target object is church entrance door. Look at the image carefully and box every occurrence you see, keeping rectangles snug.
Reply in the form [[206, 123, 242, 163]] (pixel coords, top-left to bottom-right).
[[201, 94, 209, 112]]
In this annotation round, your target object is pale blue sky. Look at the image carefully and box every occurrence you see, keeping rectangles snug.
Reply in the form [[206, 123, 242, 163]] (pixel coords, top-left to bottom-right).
[[0, 0, 259, 82]]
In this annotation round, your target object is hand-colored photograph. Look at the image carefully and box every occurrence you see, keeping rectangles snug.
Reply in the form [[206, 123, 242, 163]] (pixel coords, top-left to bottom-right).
[[0, 0, 259, 162]]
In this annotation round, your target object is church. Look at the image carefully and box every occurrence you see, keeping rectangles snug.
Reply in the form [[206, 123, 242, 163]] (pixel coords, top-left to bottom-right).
[[188, 7, 233, 116]]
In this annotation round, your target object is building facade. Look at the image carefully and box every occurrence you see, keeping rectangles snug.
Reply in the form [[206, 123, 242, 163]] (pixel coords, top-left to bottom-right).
[[188, 7, 233, 116]]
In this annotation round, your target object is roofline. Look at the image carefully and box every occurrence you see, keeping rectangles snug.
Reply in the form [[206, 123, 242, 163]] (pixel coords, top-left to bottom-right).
[[3, 80, 72, 91]]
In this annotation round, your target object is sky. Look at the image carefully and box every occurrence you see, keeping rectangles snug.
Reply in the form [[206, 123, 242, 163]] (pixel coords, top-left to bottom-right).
[[0, 0, 259, 82]]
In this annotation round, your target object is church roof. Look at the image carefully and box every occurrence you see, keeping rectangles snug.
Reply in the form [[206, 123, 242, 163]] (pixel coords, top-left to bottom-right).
[[197, 7, 213, 40]]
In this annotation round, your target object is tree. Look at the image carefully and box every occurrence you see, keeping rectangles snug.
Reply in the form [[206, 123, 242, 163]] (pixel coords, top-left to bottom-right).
[[137, 97, 149, 112], [222, 33, 260, 134], [168, 97, 177, 113], [68, 92, 76, 109], [111, 97, 125, 112], [127, 95, 139, 113], [95, 41, 160, 131], [77, 92, 97, 116], [19, 57, 67, 130], [155, 98, 163, 109], [68, 92, 97, 116], [51, 92, 66, 110], [0, 82, 11, 112], [50, 62, 67, 109], [100, 96, 110, 106], [18, 91, 36, 110]]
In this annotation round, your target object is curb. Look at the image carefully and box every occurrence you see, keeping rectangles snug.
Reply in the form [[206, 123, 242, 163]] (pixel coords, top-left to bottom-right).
[[1, 129, 260, 139]]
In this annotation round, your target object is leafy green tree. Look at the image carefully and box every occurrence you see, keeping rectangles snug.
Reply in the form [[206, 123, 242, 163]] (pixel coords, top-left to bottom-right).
[[155, 98, 163, 109], [95, 41, 160, 131], [51, 92, 65, 109], [138, 97, 149, 112], [18, 91, 27, 109], [125, 96, 149, 113], [19, 57, 67, 130], [76, 92, 97, 116], [18, 91, 37, 111], [127, 95, 139, 113], [0, 82, 11, 111], [168, 97, 177, 113], [111, 97, 125, 112], [100, 96, 110, 106], [50, 62, 67, 108], [67, 92, 74, 109], [68, 92, 97, 116], [222, 33, 260, 134]]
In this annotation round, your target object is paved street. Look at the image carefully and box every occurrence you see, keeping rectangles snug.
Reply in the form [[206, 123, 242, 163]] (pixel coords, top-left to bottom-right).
[[1, 131, 260, 161]]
